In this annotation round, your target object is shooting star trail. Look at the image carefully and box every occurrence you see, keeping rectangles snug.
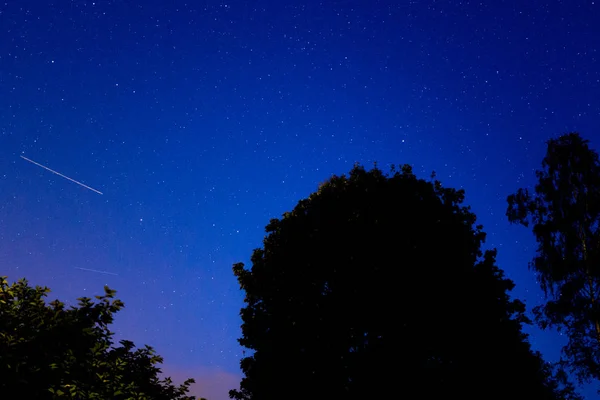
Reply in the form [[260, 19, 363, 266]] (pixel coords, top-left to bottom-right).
[[76, 267, 118, 276], [20, 155, 103, 195]]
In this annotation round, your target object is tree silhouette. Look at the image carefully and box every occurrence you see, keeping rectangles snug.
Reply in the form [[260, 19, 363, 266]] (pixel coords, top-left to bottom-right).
[[507, 132, 600, 386], [0, 277, 203, 400], [231, 164, 581, 400]]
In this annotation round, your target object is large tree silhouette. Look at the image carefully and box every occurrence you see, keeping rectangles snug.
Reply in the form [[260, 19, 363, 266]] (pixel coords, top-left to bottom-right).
[[0, 277, 202, 400], [507, 132, 600, 386], [231, 164, 580, 400]]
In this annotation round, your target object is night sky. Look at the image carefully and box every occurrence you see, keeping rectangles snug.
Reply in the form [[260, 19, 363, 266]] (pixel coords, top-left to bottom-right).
[[1, 1, 599, 399]]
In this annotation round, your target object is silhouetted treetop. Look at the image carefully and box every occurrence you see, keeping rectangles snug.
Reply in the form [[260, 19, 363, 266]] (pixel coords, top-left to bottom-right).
[[232, 163, 581, 400], [0, 277, 202, 400], [507, 132, 600, 387]]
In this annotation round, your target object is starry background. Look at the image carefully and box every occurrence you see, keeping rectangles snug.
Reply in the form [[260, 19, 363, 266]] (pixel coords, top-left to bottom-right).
[[1, 0, 599, 398]]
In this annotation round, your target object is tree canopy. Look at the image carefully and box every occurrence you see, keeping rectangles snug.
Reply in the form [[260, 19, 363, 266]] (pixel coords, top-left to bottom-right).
[[0, 277, 202, 400], [507, 132, 600, 386], [231, 163, 580, 400]]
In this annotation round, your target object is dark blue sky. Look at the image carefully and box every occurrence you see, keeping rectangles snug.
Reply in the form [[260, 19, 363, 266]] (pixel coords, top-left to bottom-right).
[[1, 1, 599, 398]]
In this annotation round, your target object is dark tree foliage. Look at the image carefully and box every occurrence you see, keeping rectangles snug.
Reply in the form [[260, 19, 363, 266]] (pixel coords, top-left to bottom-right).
[[0, 277, 203, 400], [231, 164, 581, 400], [507, 132, 600, 385]]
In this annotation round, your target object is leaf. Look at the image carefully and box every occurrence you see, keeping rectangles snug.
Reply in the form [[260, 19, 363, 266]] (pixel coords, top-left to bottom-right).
[[0, 279, 199, 399]]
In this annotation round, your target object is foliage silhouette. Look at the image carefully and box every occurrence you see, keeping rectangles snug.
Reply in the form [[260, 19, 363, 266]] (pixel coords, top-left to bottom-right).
[[231, 163, 581, 400], [0, 277, 203, 400], [507, 132, 600, 386]]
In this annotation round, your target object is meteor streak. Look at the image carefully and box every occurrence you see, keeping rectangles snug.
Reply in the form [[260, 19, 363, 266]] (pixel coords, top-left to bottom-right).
[[20, 155, 103, 195], [76, 267, 118, 276]]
